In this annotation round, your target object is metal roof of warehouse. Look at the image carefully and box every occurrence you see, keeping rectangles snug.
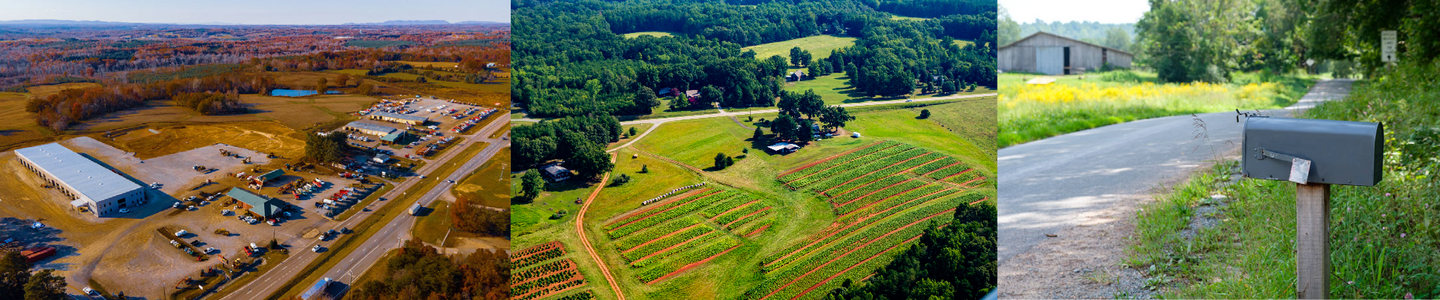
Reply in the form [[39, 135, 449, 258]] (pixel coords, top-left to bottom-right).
[[344, 121, 400, 135], [370, 111, 427, 122], [14, 143, 142, 201]]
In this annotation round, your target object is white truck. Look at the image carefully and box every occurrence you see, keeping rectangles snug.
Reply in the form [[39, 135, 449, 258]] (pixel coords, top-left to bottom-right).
[[410, 203, 422, 216]]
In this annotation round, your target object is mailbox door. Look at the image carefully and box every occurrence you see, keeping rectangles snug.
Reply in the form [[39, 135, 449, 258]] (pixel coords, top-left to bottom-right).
[[1241, 117, 1383, 186]]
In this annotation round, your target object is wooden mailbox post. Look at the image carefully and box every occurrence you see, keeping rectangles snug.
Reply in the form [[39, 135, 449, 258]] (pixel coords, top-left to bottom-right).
[[1241, 117, 1384, 299]]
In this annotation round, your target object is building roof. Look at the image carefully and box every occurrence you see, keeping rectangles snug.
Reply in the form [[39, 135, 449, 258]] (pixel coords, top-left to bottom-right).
[[999, 31, 1134, 56], [256, 169, 284, 182], [767, 143, 800, 151], [344, 121, 400, 135], [542, 164, 570, 177], [14, 143, 142, 201], [381, 132, 404, 142], [370, 111, 428, 123], [225, 187, 286, 218]]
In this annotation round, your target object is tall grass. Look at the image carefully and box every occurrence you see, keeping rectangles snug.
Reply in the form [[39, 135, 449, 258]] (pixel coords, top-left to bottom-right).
[[998, 70, 1312, 148], [1131, 61, 1440, 298]]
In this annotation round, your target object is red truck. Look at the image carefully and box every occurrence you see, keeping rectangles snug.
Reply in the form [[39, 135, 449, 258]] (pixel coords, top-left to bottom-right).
[[20, 247, 55, 263]]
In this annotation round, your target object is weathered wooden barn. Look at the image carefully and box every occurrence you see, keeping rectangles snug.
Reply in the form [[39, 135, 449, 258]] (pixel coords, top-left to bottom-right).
[[999, 32, 1133, 75]]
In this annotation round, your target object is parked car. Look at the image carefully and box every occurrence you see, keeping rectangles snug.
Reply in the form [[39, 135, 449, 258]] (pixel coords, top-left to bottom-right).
[[312, 245, 323, 252], [84, 287, 97, 295]]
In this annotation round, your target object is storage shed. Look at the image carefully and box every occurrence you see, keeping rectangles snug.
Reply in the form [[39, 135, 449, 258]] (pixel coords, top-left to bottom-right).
[[999, 32, 1132, 75], [225, 187, 287, 218]]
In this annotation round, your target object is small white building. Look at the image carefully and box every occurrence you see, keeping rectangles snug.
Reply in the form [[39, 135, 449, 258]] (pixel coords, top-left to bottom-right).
[[15, 143, 146, 217]]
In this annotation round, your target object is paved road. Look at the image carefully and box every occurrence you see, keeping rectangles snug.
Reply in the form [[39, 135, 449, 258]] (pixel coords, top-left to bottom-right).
[[217, 114, 510, 300], [996, 79, 1354, 263], [512, 93, 997, 125]]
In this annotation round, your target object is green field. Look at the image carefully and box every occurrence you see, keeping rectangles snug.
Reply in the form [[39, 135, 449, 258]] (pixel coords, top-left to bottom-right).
[[783, 69, 995, 105], [514, 98, 996, 299], [742, 35, 857, 62], [623, 32, 674, 39], [999, 70, 1314, 148]]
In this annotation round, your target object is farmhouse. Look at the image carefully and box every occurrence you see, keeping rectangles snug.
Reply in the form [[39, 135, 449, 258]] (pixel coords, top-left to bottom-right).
[[342, 121, 402, 137], [225, 187, 287, 219], [14, 143, 146, 217], [541, 163, 572, 182], [999, 31, 1133, 75], [368, 111, 427, 125], [788, 70, 807, 81], [766, 142, 800, 154]]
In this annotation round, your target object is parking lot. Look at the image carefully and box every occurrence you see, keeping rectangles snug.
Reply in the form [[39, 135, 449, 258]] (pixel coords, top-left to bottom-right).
[[345, 98, 497, 159]]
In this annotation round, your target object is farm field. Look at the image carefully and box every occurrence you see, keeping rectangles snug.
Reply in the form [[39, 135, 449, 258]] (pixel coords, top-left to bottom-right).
[[622, 32, 674, 39], [998, 70, 1314, 148], [742, 35, 857, 62], [515, 98, 996, 299], [512, 242, 593, 300]]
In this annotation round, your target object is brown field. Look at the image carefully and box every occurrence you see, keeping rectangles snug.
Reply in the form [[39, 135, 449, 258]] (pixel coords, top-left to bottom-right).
[[106, 122, 308, 159], [0, 93, 53, 150]]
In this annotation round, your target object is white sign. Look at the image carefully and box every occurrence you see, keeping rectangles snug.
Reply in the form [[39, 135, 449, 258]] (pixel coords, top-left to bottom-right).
[[1381, 30, 1397, 62], [1289, 157, 1312, 184]]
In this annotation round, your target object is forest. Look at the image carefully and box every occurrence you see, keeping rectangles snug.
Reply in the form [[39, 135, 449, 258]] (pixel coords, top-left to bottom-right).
[[513, 0, 997, 118], [512, 114, 622, 178], [344, 240, 510, 300]]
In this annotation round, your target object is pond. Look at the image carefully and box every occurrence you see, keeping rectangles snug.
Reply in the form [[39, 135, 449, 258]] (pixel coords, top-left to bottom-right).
[[270, 89, 342, 97]]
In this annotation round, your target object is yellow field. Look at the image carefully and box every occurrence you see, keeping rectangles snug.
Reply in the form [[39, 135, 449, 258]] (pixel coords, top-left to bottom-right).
[[623, 31, 674, 38], [26, 82, 102, 97], [742, 35, 857, 61]]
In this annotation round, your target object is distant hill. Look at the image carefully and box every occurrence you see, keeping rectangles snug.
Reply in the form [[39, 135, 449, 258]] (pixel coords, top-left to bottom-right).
[[343, 20, 505, 26], [0, 19, 144, 26]]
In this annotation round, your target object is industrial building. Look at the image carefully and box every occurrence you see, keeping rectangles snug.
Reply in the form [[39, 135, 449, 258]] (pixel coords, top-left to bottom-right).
[[225, 187, 287, 219], [14, 143, 146, 217], [342, 121, 402, 137], [999, 31, 1133, 75], [368, 111, 427, 125]]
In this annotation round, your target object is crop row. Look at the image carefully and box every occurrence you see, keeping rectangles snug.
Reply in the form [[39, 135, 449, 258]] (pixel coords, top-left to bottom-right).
[[764, 195, 966, 272], [511, 241, 562, 262], [714, 202, 768, 226], [779, 141, 898, 182], [607, 192, 729, 238], [837, 184, 957, 221], [785, 144, 917, 189], [512, 267, 582, 298], [611, 216, 702, 247], [633, 236, 742, 282], [912, 156, 963, 175], [515, 277, 586, 300], [513, 245, 566, 270], [514, 259, 575, 283], [798, 147, 927, 192], [823, 152, 944, 196], [785, 240, 908, 300], [726, 208, 772, 230], [926, 164, 974, 182], [832, 179, 926, 215], [756, 213, 955, 300], [554, 290, 595, 300], [620, 225, 715, 262], [700, 196, 756, 219], [736, 218, 773, 237], [605, 189, 717, 230]]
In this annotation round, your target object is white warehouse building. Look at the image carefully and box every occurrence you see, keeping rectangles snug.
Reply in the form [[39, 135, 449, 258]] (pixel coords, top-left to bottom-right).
[[15, 143, 146, 217]]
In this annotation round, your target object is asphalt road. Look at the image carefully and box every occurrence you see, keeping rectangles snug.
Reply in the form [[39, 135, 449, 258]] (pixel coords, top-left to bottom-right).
[[996, 79, 1354, 263], [216, 114, 510, 300]]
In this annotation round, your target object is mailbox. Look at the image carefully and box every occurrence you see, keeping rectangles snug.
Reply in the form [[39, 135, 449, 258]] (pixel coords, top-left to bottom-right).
[[1241, 117, 1383, 186]]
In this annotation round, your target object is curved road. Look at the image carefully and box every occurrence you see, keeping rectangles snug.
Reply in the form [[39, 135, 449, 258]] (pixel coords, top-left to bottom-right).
[[997, 79, 1354, 264], [575, 153, 625, 300], [217, 114, 510, 300]]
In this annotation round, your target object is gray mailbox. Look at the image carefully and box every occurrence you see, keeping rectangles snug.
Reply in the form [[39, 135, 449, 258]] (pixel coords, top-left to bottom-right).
[[1241, 117, 1384, 186]]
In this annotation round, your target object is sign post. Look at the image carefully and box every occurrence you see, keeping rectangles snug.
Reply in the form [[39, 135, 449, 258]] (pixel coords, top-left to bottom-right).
[[1381, 30, 1397, 63], [1241, 117, 1384, 299]]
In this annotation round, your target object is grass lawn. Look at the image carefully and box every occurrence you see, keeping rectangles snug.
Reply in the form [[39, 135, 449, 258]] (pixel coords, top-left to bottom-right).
[[453, 146, 511, 208], [916, 97, 998, 155], [609, 123, 655, 149], [890, 15, 930, 21], [998, 70, 1315, 148], [410, 201, 484, 247], [742, 35, 857, 62], [623, 32, 674, 39], [783, 70, 995, 105]]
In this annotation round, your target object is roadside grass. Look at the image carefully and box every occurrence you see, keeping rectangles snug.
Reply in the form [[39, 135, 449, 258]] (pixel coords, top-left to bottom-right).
[[742, 35, 857, 62], [998, 70, 1314, 148], [1130, 62, 1440, 299], [623, 31, 674, 39], [920, 98, 998, 155], [608, 123, 655, 149], [412, 201, 468, 246], [453, 146, 512, 208]]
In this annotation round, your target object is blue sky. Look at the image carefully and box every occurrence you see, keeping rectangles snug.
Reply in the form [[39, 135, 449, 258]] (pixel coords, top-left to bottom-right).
[[0, 0, 509, 24], [1000, 0, 1150, 24]]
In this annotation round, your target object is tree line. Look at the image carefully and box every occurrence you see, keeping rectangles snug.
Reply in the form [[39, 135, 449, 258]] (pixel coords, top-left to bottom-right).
[[345, 240, 509, 300], [24, 72, 275, 131], [512, 114, 622, 180], [451, 194, 510, 237], [0, 252, 68, 300]]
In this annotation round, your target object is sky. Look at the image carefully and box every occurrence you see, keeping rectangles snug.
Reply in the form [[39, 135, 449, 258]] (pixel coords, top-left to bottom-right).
[[999, 0, 1150, 24], [0, 0, 510, 25]]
